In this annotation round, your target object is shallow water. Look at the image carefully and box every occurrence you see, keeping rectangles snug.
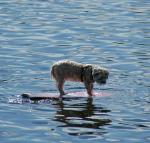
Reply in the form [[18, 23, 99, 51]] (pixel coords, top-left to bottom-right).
[[0, 0, 150, 143]]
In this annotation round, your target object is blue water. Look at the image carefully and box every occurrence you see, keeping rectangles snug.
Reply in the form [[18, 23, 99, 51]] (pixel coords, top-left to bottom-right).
[[0, 0, 150, 143]]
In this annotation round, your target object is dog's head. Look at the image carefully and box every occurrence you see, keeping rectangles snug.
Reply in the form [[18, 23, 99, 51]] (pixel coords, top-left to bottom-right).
[[92, 67, 109, 85]]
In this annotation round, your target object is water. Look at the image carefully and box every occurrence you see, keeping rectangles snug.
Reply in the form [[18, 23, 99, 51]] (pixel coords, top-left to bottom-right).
[[0, 0, 150, 142]]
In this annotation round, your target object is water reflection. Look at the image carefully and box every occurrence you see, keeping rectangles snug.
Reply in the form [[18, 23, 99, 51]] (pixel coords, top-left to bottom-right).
[[52, 98, 111, 137]]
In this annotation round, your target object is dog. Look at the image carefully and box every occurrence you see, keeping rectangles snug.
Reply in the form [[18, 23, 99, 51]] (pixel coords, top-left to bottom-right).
[[51, 60, 109, 96]]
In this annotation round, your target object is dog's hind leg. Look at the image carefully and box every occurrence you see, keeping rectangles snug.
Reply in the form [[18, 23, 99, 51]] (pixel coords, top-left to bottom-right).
[[56, 80, 65, 96]]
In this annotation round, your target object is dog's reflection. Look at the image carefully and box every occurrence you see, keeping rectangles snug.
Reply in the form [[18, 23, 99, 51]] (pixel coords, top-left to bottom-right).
[[51, 97, 111, 136]]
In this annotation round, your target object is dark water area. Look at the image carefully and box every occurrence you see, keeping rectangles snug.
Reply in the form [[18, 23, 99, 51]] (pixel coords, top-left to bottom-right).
[[0, 0, 150, 143]]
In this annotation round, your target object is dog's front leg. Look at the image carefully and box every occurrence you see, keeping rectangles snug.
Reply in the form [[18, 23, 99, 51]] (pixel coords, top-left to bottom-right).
[[84, 81, 93, 96]]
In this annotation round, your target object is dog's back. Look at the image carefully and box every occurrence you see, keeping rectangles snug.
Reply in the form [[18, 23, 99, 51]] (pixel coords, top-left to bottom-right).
[[51, 60, 83, 81]]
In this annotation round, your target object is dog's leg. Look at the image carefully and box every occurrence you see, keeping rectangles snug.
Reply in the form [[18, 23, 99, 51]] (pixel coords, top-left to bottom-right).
[[56, 80, 65, 96], [84, 82, 93, 96]]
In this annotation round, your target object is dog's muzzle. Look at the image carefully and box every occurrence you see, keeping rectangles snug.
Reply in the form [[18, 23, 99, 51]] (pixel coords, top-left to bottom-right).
[[101, 80, 106, 84]]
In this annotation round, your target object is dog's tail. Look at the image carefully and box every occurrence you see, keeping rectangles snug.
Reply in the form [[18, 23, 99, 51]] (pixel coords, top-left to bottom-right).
[[50, 65, 56, 79]]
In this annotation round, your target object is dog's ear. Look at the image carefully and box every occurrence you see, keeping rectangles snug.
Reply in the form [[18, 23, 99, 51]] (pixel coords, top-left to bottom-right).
[[83, 65, 93, 81], [92, 68, 102, 80]]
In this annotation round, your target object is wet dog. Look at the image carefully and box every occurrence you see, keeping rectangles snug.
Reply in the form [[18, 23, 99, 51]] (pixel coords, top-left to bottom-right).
[[51, 60, 109, 96]]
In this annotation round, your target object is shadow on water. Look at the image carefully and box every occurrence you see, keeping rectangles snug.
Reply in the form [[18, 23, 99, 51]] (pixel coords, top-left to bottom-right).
[[51, 97, 111, 137]]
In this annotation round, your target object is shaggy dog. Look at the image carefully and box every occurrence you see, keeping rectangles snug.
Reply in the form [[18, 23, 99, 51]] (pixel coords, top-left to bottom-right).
[[51, 60, 109, 96]]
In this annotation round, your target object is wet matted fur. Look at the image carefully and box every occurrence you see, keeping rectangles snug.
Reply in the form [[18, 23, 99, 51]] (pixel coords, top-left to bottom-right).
[[51, 60, 109, 96]]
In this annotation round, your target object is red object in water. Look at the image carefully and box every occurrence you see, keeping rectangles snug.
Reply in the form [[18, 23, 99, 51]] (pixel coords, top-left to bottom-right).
[[21, 91, 110, 100], [68, 91, 110, 97]]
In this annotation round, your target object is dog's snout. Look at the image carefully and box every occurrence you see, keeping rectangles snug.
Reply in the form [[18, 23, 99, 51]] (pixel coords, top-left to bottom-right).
[[102, 81, 106, 84], [101, 79, 107, 84], [105, 71, 109, 79]]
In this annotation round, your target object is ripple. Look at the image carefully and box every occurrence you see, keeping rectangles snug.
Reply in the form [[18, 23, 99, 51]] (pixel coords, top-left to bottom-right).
[[0, 0, 149, 142]]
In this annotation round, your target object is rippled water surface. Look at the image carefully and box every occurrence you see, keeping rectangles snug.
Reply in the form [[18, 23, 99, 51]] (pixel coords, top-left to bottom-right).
[[0, 0, 150, 143]]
